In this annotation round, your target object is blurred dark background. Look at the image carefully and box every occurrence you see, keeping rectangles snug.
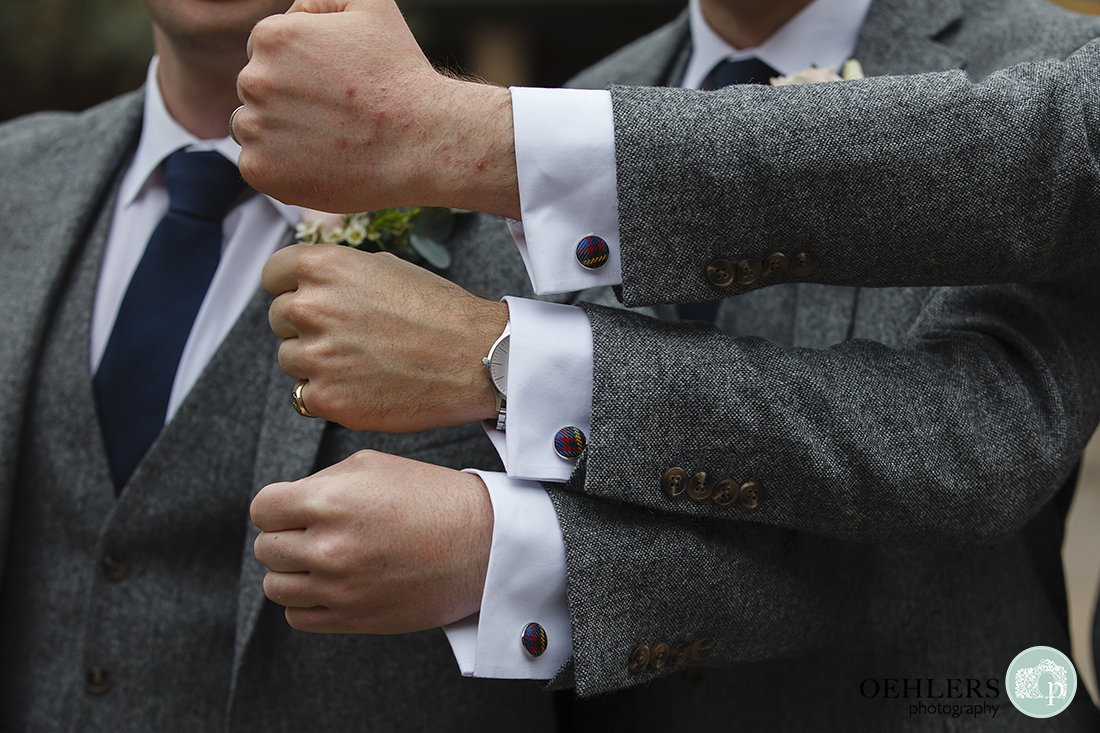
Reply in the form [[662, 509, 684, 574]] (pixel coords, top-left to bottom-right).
[[0, 0, 686, 122], [3, 0, 1096, 123]]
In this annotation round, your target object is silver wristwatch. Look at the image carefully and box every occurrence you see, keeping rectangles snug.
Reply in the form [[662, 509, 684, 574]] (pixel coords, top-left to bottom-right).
[[482, 321, 509, 431]]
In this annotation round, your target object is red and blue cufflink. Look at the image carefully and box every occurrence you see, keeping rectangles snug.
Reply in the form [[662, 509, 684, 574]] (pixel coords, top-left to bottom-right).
[[554, 426, 587, 460], [576, 235, 609, 269], [522, 622, 548, 658]]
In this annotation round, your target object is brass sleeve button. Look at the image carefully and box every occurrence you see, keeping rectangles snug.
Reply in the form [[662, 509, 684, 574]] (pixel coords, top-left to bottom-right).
[[669, 643, 691, 668], [661, 468, 688, 499], [628, 644, 651, 674], [736, 258, 763, 285], [706, 260, 735, 287], [102, 555, 128, 581], [763, 252, 789, 277], [651, 642, 672, 669], [791, 252, 818, 277], [739, 481, 766, 509], [686, 472, 714, 501], [690, 639, 716, 662], [712, 480, 740, 506], [86, 668, 112, 694]]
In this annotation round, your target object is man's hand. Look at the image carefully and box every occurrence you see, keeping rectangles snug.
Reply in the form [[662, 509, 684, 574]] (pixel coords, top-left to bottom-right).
[[251, 450, 494, 633], [263, 243, 508, 432], [235, 0, 519, 218]]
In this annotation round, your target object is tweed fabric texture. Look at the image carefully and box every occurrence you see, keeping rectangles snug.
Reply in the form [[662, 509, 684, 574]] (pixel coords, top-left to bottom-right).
[[0, 92, 565, 732], [542, 0, 1100, 720], [600, 0, 1100, 307], [1, 198, 262, 729]]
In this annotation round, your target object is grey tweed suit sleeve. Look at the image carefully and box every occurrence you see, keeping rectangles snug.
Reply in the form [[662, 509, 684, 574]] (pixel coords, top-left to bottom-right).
[[570, 279, 1100, 547], [610, 39, 1100, 307], [543, 275, 1100, 696]]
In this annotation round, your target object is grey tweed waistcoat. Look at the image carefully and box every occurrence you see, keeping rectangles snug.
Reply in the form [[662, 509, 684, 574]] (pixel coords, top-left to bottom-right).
[[0, 186, 273, 732]]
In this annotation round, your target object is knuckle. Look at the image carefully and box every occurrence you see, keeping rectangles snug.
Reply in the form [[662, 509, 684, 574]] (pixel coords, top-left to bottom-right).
[[348, 449, 379, 468], [252, 533, 267, 561], [311, 535, 351, 574], [262, 571, 282, 601], [284, 293, 325, 329], [252, 15, 290, 51], [284, 608, 309, 632], [301, 490, 332, 522], [235, 65, 260, 95], [236, 153, 266, 190], [303, 381, 341, 419], [293, 245, 341, 282]]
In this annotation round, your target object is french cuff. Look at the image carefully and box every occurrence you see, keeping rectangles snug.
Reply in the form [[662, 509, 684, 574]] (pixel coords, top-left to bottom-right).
[[492, 296, 593, 482], [510, 87, 622, 293], [443, 470, 573, 679]]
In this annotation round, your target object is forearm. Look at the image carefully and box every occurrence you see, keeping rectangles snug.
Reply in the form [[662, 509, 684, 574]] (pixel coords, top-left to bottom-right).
[[610, 41, 1100, 305], [570, 281, 1100, 547]]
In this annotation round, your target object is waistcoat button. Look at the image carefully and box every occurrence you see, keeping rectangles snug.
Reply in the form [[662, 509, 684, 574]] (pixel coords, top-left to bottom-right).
[[86, 668, 112, 694], [102, 555, 128, 581]]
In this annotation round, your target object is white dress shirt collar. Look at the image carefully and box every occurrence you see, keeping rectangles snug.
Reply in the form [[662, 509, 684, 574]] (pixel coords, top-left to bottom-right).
[[681, 0, 872, 89], [120, 56, 299, 227]]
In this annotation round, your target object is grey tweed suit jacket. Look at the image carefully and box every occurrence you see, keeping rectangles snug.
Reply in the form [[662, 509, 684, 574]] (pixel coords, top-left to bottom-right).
[[0, 79, 878, 729], [589, 0, 1100, 307], [540, 0, 1100, 726], [0, 92, 572, 731]]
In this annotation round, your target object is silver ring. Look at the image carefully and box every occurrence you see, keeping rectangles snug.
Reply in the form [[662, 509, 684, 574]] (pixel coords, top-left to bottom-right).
[[291, 379, 317, 418], [229, 105, 245, 146]]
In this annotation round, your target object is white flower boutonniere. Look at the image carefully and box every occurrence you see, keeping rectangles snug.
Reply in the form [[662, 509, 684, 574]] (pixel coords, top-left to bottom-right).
[[770, 59, 864, 86], [295, 207, 463, 270]]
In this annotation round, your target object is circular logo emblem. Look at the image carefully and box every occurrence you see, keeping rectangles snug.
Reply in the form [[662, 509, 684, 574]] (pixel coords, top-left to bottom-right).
[[1006, 646, 1077, 718]]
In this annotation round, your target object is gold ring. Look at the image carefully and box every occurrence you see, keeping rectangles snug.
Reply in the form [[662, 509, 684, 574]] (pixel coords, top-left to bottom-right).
[[291, 379, 316, 418], [229, 105, 245, 146]]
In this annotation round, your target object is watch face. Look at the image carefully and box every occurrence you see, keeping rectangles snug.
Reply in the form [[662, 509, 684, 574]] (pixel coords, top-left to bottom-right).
[[488, 336, 509, 396]]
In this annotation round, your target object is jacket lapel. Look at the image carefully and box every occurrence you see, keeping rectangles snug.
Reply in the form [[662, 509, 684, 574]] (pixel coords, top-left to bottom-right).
[[854, 0, 966, 75], [0, 92, 143, 575]]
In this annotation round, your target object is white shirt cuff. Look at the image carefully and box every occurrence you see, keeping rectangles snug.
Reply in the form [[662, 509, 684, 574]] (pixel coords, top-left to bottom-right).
[[443, 470, 573, 679], [499, 296, 593, 482], [510, 87, 622, 293]]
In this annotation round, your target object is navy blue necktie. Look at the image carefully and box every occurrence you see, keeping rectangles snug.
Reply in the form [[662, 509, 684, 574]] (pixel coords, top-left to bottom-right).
[[94, 150, 246, 490], [709, 56, 780, 88], [678, 57, 780, 323]]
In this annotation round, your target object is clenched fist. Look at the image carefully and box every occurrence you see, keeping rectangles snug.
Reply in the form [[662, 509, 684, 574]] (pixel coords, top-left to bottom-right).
[[262, 243, 508, 432], [235, 0, 519, 217], [251, 450, 494, 633]]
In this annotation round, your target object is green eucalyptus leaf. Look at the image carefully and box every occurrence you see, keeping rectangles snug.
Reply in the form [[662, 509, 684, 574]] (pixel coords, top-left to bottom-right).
[[410, 233, 452, 269], [411, 207, 456, 243]]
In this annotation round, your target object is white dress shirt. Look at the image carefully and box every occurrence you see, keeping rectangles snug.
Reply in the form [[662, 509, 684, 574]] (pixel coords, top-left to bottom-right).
[[92, 58, 300, 406], [455, 0, 871, 679], [98, 58, 573, 680]]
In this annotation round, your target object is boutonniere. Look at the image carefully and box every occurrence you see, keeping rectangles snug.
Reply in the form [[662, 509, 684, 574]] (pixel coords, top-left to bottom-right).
[[294, 207, 463, 270], [770, 59, 864, 86]]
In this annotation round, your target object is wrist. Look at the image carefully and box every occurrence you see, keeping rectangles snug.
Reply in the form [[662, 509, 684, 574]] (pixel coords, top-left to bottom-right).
[[451, 470, 494, 623], [414, 79, 519, 219], [468, 300, 510, 423]]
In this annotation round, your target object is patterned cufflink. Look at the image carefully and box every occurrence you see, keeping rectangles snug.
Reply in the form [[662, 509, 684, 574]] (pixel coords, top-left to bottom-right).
[[575, 235, 609, 269], [553, 426, 587, 460], [522, 622, 548, 658]]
